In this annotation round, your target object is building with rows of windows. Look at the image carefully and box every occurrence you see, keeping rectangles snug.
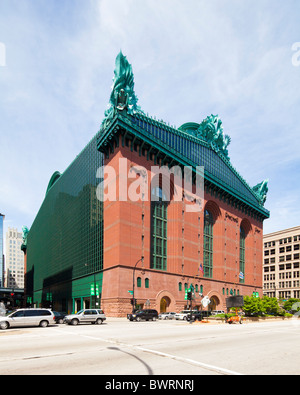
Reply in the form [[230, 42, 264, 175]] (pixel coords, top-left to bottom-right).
[[24, 52, 270, 315], [263, 226, 300, 299], [5, 227, 25, 288]]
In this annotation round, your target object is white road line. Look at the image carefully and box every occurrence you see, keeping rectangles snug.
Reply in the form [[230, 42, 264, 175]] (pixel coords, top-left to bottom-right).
[[55, 328, 243, 375], [136, 346, 243, 375]]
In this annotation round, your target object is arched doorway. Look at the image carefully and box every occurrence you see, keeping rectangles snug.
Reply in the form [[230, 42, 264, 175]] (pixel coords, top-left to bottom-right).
[[209, 295, 220, 311], [160, 296, 171, 313]]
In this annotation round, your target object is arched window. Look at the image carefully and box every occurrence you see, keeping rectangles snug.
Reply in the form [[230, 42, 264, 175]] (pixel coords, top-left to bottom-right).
[[203, 209, 213, 278], [151, 186, 167, 271], [137, 277, 142, 288], [145, 278, 149, 288], [179, 282, 182, 291], [240, 226, 246, 283]]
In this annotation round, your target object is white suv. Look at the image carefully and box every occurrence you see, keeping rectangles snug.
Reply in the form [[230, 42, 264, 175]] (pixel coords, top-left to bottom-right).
[[64, 309, 106, 325], [174, 310, 198, 320], [0, 308, 56, 330]]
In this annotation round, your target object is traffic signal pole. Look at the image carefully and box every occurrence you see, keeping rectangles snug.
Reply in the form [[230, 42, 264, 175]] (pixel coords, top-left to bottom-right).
[[132, 256, 144, 313]]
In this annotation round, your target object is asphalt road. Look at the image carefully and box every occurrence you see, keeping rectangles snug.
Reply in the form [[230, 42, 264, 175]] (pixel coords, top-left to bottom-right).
[[0, 318, 299, 375]]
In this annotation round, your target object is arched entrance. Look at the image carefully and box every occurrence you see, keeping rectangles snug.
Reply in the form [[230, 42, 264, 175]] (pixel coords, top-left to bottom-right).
[[160, 296, 171, 313], [209, 295, 220, 311]]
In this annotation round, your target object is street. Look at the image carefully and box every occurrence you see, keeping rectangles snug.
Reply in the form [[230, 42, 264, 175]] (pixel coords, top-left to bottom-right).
[[0, 318, 299, 375]]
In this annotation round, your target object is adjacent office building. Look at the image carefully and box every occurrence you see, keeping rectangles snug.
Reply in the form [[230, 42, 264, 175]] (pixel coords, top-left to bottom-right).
[[0, 213, 4, 287], [263, 226, 300, 299], [5, 227, 25, 289], [25, 52, 270, 316]]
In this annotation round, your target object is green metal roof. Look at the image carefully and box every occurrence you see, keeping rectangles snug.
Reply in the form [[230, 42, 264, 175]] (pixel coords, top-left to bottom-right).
[[97, 109, 269, 220]]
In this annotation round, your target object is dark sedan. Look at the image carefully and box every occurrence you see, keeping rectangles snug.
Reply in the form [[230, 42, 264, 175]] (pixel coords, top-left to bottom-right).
[[53, 311, 66, 324]]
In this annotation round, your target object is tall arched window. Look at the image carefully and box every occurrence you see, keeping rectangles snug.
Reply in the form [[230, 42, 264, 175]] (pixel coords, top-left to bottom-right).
[[239, 226, 246, 283], [137, 277, 142, 288], [203, 209, 213, 278], [151, 187, 167, 271]]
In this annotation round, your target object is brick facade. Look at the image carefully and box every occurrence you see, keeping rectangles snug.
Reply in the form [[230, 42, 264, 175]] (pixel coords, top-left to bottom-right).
[[101, 138, 264, 316]]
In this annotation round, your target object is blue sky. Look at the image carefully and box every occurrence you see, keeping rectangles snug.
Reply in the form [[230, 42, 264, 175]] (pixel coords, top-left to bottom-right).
[[0, 0, 299, 241]]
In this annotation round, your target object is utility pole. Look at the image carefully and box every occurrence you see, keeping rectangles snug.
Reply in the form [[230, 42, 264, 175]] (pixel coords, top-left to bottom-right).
[[132, 256, 144, 313]]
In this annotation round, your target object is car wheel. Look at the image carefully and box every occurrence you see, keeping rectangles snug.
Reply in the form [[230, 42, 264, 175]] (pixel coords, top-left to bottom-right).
[[0, 321, 9, 330], [39, 320, 49, 328], [71, 319, 79, 326], [96, 318, 103, 325]]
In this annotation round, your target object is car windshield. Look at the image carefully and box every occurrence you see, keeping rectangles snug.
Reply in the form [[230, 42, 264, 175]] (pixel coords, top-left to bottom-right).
[[76, 310, 84, 315]]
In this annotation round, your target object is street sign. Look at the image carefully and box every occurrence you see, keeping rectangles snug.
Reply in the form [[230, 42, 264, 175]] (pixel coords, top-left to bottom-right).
[[128, 290, 133, 295]]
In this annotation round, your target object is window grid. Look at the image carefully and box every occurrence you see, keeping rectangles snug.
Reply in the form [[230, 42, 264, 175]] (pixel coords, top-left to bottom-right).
[[203, 210, 213, 278], [240, 227, 246, 283], [151, 197, 168, 271]]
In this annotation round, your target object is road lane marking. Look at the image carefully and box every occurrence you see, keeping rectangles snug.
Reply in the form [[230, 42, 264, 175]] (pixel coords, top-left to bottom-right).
[[135, 346, 243, 375], [54, 328, 243, 375]]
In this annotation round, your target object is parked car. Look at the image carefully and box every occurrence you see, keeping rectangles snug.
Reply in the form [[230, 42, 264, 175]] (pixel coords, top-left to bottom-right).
[[64, 309, 106, 326], [186, 310, 212, 321], [127, 309, 158, 321], [0, 308, 56, 330], [159, 312, 176, 320], [53, 311, 66, 324], [174, 310, 198, 320], [211, 310, 225, 315]]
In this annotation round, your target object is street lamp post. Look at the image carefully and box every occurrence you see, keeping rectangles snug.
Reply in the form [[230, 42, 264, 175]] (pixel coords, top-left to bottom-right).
[[132, 256, 144, 313]]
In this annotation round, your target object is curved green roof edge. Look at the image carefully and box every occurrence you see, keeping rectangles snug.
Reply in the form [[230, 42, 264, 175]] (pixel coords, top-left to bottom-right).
[[46, 171, 61, 196]]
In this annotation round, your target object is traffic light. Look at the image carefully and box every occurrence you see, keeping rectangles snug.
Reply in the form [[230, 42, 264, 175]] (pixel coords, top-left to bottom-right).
[[130, 298, 136, 305], [187, 291, 192, 301]]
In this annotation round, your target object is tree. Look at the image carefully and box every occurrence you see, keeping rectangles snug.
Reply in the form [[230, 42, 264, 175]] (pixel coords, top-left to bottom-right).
[[283, 298, 300, 312], [243, 296, 282, 317], [262, 296, 280, 316], [243, 295, 264, 316]]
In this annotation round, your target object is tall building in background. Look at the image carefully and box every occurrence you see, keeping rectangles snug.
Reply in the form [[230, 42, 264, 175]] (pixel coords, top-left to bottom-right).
[[5, 227, 25, 289], [0, 214, 4, 287], [263, 226, 300, 299]]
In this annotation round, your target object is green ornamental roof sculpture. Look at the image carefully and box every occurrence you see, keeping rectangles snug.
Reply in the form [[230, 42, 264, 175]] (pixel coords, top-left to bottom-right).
[[103, 51, 143, 127]]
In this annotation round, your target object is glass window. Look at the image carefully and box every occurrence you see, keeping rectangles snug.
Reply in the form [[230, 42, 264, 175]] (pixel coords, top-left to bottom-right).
[[240, 226, 246, 283], [145, 278, 149, 288], [203, 210, 213, 278], [137, 277, 142, 287], [150, 187, 167, 271]]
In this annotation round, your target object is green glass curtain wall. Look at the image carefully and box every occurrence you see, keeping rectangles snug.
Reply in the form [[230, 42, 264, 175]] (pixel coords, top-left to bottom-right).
[[26, 133, 104, 308]]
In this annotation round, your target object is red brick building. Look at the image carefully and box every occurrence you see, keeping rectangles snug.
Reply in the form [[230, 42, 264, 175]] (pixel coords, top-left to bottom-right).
[[97, 52, 270, 316], [25, 52, 269, 315]]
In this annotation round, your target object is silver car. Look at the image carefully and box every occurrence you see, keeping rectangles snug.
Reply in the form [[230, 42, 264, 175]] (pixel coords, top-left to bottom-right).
[[159, 312, 176, 320], [64, 309, 106, 325], [0, 308, 56, 330]]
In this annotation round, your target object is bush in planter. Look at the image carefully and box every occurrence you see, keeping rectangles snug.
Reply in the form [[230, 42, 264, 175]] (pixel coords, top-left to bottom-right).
[[243, 296, 284, 317], [262, 296, 280, 316], [243, 295, 265, 317]]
